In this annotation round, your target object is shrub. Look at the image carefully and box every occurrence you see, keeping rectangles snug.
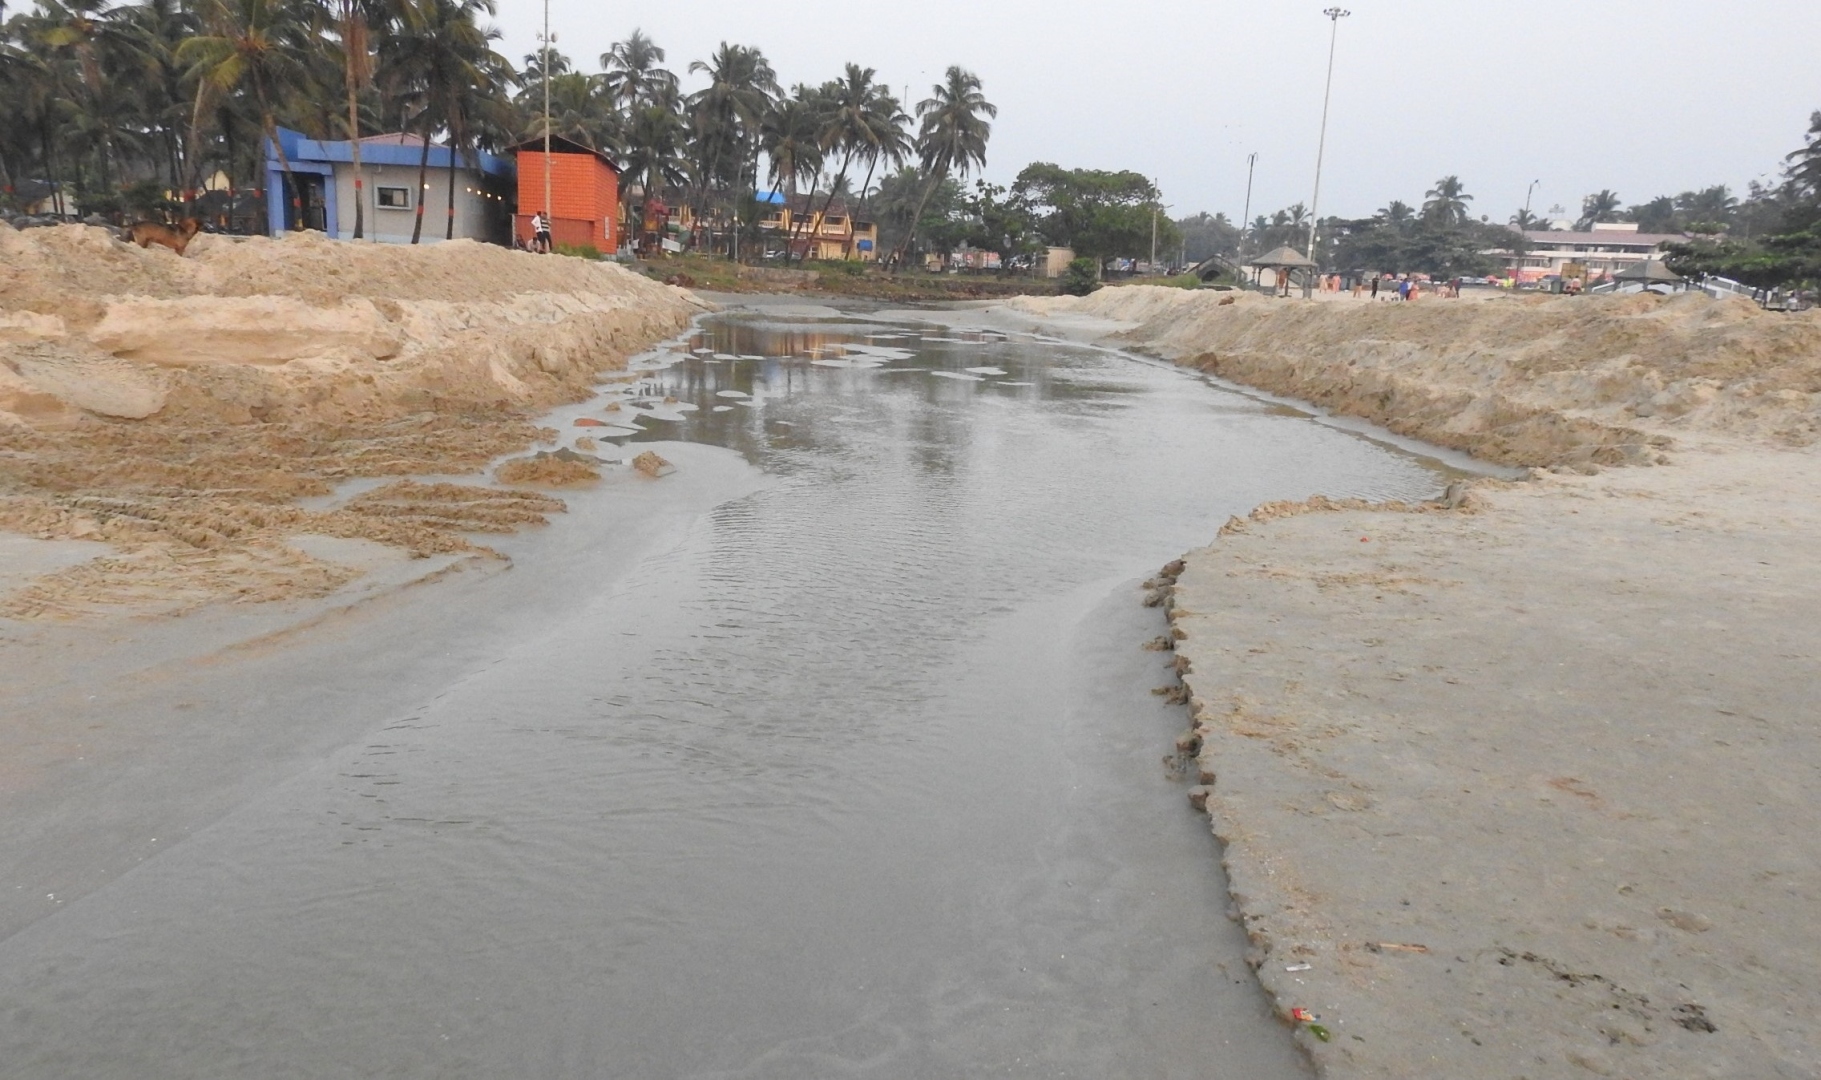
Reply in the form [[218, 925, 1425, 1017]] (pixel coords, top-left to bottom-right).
[[555, 242, 603, 260], [1062, 257, 1102, 296]]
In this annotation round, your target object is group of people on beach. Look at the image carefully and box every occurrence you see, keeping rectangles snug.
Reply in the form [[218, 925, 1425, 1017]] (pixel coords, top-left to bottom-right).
[[517, 211, 553, 254]]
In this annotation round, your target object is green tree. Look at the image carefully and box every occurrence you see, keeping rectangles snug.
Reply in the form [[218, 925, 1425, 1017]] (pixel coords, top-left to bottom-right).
[[599, 28, 673, 114], [180, 0, 314, 222], [1576, 188, 1622, 230], [1421, 175, 1471, 226], [686, 41, 776, 252], [892, 64, 993, 265], [1011, 162, 1162, 266], [1176, 211, 1239, 264], [805, 63, 905, 260], [380, 0, 503, 243]]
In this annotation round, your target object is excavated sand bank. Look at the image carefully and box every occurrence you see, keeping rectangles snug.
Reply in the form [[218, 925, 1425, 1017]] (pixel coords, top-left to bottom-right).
[[1003, 287, 1821, 468], [983, 288, 1821, 1076], [0, 225, 703, 617]]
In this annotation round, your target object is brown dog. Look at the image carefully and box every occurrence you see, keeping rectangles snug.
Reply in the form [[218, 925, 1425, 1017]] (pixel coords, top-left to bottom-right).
[[126, 218, 202, 255]]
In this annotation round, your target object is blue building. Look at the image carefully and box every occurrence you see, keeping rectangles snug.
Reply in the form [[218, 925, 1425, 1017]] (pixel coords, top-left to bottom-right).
[[264, 127, 516, 244]]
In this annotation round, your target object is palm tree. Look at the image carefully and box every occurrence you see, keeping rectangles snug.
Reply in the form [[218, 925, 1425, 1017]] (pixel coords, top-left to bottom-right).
[[797, 63, 906, 262], [33, 0, 137, 186], [759, 86, 822, 200], [1378, 199, 1415, 227], [1422, 175, 1471, 226], [331, 0, 387, 239], [1576, 188, 1622, 231], [380, 0, 503, 243], [621, 86, 686, 236], [892, 64, 993, 266], [686, 42, 776, 253], [1675, 184, 1737, 232], [600, 28, 673, 114], [1786, 110, 1821, 200], [180, 0, 314, 225], [1509, 206, 1550, 232]]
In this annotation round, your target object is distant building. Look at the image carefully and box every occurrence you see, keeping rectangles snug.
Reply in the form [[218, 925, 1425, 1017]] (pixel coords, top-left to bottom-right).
[[1041, 246, 1077, 278], [1494, 222, 1686, 282], [510, 136, 622, 253], [263, 127, 515, 243], [758, 194, 877, 261]]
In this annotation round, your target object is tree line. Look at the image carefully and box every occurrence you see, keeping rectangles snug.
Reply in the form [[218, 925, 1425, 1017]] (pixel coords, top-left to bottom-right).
[[1169, 111, 1821, 286], [0, 2, 998, 258]]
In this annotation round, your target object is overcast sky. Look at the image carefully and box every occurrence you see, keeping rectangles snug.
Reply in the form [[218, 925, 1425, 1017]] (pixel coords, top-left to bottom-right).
[[491, 0, 1821, 224]]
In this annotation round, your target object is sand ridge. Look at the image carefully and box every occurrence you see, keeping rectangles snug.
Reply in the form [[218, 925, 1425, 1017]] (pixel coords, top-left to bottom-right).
[[1004, 287, 1821, 468], [0, 225, 703, 617]]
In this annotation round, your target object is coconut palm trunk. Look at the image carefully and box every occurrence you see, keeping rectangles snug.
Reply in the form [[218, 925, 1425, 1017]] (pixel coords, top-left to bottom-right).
[[340, 3, 369, 239], [894, 169, 944, 269], [409, 114, 431, 243]]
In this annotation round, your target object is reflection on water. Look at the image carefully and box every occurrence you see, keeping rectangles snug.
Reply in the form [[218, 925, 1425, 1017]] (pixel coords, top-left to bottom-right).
[[0, 312, 1444, 1079]]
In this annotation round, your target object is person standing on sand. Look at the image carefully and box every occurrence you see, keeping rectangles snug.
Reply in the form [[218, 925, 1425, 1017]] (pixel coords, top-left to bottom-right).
[[1370, 274, 1380, 299], [532, 212, 552, 254], [1397, 277, 1410, 301]]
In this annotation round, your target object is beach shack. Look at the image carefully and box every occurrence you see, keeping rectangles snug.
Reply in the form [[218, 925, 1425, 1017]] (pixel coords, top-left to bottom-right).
[[262, 127, 515, 243], [510, 136, 621, 253]]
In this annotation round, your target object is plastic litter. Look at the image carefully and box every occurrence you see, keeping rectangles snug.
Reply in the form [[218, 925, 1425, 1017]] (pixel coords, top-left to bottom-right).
[[1285, 963, 1312, 972]]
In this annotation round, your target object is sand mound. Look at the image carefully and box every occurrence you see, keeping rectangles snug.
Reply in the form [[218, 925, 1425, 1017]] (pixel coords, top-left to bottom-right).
[[0, 226, 703, 616], [495, 450, 601, 487], [1006, 288, 1821, 467]]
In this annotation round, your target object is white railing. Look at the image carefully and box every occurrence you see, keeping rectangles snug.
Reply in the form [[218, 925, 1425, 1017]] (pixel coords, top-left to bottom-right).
[[1697, 275, 1755, 300]]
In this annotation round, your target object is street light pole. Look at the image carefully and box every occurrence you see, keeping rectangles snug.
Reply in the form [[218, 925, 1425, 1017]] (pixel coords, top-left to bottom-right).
[[541, 0, 552, 243], [1240, 151, 1257, 264], [1523, 178, 1540, 221], [1306, 7, 1350, 261]]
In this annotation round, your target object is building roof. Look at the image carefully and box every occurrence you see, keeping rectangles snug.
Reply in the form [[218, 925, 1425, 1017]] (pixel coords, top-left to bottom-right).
[[507, 134, 620, 172], [266, 127, 514, 179], [1612, 259, 1684, 283], [1248, 245, 1318, 268], [783, 193, 851, 218], [1522, 229, 1685, 247]]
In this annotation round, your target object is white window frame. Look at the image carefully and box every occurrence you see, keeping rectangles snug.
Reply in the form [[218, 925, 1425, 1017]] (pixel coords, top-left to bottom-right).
[[375, 185, 413, 210]]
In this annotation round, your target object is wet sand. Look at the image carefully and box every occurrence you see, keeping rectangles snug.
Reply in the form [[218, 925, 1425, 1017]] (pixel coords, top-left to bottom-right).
[[970, 288, 1821, 1076], [1, 308, 1460, 1076]]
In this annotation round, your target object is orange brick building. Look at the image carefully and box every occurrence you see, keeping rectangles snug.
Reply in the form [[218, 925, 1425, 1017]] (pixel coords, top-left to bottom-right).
[[510, 135, 621, 252]]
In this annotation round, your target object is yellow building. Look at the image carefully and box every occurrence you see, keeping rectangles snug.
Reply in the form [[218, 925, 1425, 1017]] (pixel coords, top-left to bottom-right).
[[759, 194, 878, 261]]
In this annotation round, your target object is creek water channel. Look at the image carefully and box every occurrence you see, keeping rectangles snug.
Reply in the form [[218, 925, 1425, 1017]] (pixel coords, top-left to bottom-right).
[[0, 303, 1455, 1078]]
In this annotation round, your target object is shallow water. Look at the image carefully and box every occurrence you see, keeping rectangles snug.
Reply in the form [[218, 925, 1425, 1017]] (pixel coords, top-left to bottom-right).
[[0, 309, 1449, 1078]]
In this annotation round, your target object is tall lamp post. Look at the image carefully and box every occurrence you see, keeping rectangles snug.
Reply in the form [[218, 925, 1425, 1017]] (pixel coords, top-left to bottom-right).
[[540, 0, 553, 245], [1239, 151, 1257, 266], [1523, 178, 1540, 223], [1306, 7, 1350, 262]]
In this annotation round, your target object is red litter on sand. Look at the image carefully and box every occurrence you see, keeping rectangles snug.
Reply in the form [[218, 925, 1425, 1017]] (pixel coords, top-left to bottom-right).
[[574, 417, 608, 427], [1360, 537, 1371, 543], [1291, 1008, 1316, 1022]]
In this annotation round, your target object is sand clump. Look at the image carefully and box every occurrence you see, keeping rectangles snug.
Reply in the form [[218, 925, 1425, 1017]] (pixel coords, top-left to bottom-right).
[[495, 449, 602, 488], [0, 225, 703, 617], [631, 451, 673, 478], [1004, 287, 1821, 467]]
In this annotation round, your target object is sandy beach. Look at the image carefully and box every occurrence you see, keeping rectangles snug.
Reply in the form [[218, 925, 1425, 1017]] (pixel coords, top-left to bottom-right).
[[1, 225, 702, 624], [7, 232, 1820, 1075], [979, 286, 1821, 1077]]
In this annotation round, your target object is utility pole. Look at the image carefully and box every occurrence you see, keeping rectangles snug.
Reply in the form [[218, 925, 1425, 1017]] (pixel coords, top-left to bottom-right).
[[1150, 197, 1171, 273], [1306, 7, 1350, 262], [1239, 151, 1257, 264], [541, 0, 552, 244]]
